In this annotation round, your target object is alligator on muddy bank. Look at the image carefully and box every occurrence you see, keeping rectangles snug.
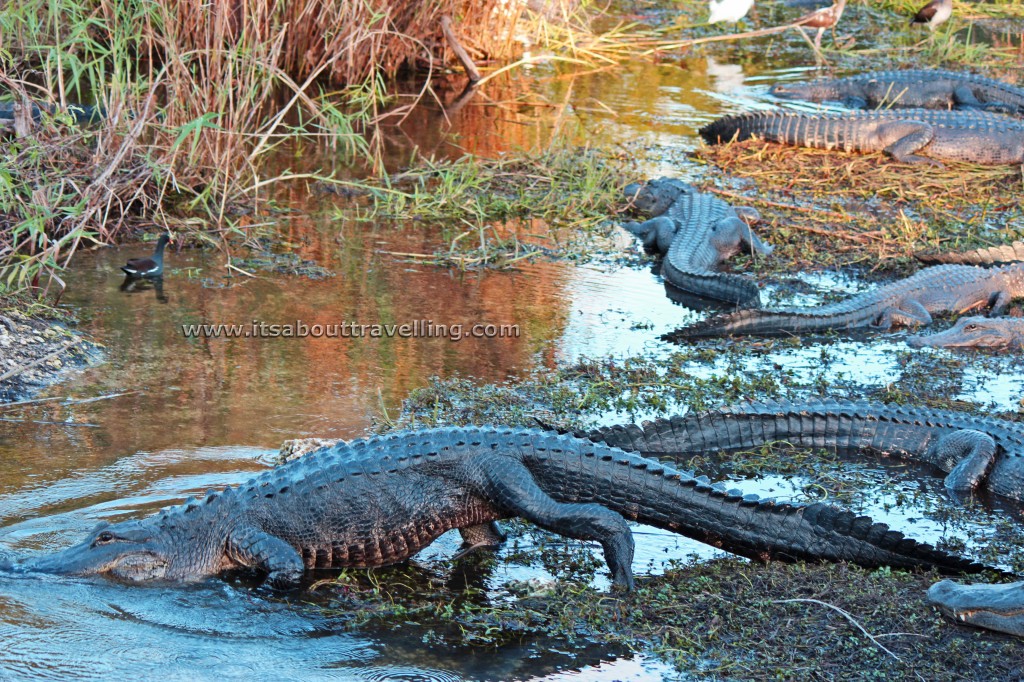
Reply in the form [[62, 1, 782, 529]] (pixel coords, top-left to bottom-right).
[[665, 263, 1024, 340], [0, 427, 990, 588], [771, 69, 1024, 115], [909, 316, 1024, 350], [700, 108, 1024, 165], [560, 398, 1024, 501], [622, 178, 771, 307]]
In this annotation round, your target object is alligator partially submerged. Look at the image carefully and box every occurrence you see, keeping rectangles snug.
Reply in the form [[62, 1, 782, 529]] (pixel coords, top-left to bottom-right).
[[916, 241, 1024, 266], [559, 398, 1024, 500], [0, 426, 990, 588], [928, 579, 1024, 638], [666, 263, 1024, 340], [622, 178, 771, 307], [699, 109, 1024, 165], [909, 316, 1024, 350], [771, 70, 1024, 114]]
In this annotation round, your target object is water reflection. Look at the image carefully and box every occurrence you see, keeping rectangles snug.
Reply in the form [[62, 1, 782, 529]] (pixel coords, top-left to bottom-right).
[[119, 276, 169, 304]]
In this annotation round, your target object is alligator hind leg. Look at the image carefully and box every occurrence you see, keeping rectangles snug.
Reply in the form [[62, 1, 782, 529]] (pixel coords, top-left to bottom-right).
[[477, 458, 635, 590], [872, 300, 932, 329], [932, 429, 998, 493], [711, 216, 774, 258], [877, 121, 941, 165], [453, 522, 507, 560]]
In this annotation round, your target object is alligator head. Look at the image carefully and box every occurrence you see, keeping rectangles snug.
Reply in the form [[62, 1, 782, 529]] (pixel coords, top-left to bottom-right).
[[907, 316, 1023, 350], [927, 579, 1024, 637], [770, 81, 833, 101], [9, 520, 187, 583], [623, 177, 694, 216]]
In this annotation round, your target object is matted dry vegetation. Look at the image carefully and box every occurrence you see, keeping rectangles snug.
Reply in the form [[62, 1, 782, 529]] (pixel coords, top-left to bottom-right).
[[693, 140, 1024, 272]]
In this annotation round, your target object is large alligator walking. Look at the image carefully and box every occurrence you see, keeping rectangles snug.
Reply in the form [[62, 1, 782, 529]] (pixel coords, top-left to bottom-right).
[[622, 178, 772, 307], [916, 241, 1024, 266], [666, 263, 1024, 340], [909, 316, 1024, 350], [771, 69, 1024, 114], [560, 398, 1024, 500], [0, 426, 989, 588], [699, 108, 1024, 165]]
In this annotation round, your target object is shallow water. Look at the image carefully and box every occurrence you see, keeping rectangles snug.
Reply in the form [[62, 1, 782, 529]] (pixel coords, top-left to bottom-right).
[[3, 17, 1024, 680]]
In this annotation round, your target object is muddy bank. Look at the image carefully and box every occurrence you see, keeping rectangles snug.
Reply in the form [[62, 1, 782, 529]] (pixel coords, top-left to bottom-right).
[[0, 303, 99, 403]]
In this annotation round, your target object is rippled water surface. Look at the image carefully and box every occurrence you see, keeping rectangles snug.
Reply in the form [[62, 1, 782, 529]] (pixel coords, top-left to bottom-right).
[[2, 20, 1024, 680]]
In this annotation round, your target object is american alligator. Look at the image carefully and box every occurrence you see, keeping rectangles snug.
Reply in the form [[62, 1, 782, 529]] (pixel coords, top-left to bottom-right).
[[916, 241, 1024, 266], [699, 109, 1024, 165], [0, 426, 990, 588], [666, 263, 1024, 340], [771, 70, 1024, 114], [557, 398, 1024, 500], [908, 316, 1024, 350], [0, 102, 104, 125], [928, 579, 1024, 638], [622, 178, 771, 307]]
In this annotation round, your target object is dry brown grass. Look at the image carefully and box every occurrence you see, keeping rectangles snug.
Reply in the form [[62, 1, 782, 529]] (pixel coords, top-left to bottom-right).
[[694, 141, 1024, 271]]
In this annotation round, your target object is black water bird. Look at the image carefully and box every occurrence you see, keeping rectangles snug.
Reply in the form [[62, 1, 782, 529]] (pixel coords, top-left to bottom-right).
[[121, 233, 171, 278]]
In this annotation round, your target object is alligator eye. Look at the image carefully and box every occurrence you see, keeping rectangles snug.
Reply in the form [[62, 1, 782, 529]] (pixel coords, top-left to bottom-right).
[[96, 531, 115, 543], [964, 324, 978, 331]]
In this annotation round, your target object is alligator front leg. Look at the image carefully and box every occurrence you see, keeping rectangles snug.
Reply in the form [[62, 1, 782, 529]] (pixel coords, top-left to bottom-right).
[[228, 526, 305, 588], [872, 300, 932, 329], [477, 458, 635, 590], [987, 290, 1012, 316], [877, 121, 941, 166], [931, 429, 999, 493], [622, 216, 677, 254]]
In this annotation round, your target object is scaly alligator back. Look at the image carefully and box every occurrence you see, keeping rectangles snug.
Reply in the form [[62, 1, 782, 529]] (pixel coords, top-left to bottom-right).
[[700, 109, 1024, 165], [569, 399, 1024, 500]]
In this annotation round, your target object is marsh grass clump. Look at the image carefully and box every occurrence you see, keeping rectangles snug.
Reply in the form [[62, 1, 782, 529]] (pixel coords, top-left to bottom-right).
[[0, 0, 532, 293], [335, 147, 633, 268]]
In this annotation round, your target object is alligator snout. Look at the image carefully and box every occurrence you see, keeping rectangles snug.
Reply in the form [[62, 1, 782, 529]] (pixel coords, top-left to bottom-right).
[[928, 579, 1024, 638]]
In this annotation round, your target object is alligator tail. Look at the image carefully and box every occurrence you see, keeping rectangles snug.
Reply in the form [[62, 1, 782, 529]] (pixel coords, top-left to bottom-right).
[[665, 272, 762, 308], [554, 441, 991, 575], [663, 307, 859, 340], [915, 241, 1024, 266]]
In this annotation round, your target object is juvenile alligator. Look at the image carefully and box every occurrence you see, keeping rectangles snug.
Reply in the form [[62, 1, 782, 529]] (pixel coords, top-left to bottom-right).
[[622, 178, 772, 307], [771, 70, 1024, 114], [928, 579, 1024, 638], [666, 263, 1024, 340], [916, 241, 1024, 266], [909, 316, 1024, 350], [0, 426, 990, 588], [559, 398, 1024, 500], [699, 109, 1024, 165]]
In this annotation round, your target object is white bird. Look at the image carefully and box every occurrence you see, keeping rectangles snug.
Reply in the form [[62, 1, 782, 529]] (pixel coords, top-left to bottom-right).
[[911, 0, 953, 31], [708, 0, 755, 24]]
